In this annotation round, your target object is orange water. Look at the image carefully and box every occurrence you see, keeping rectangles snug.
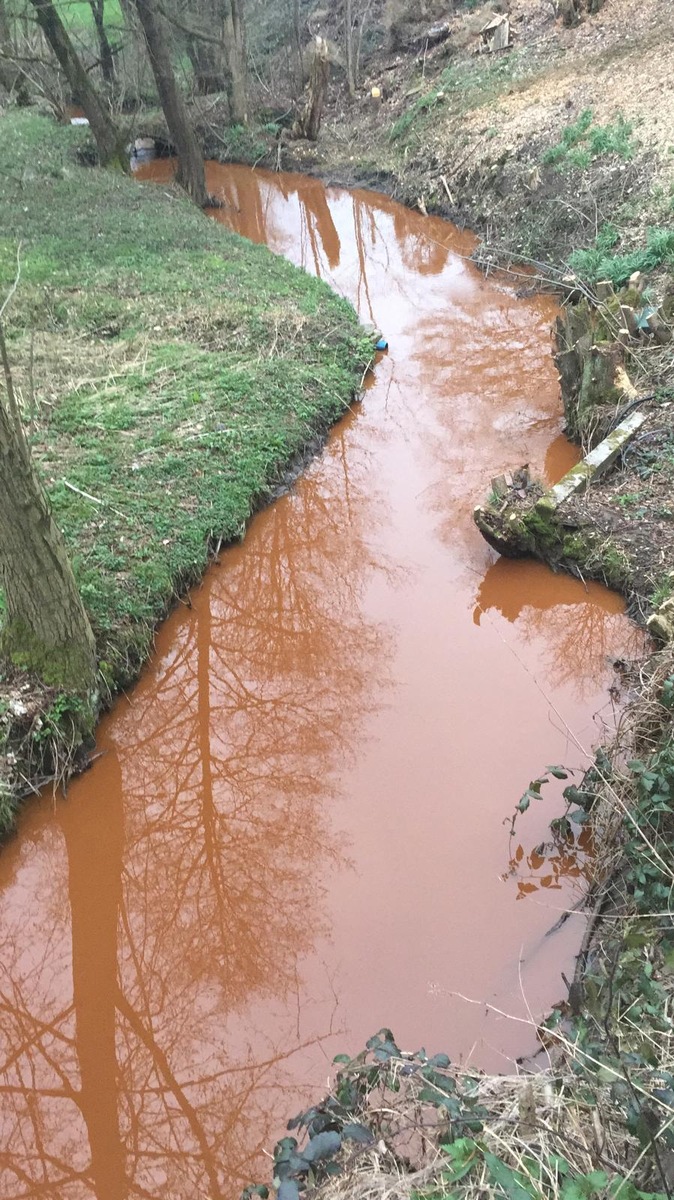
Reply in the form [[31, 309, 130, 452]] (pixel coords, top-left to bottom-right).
[[0, 164, 645, 1199]]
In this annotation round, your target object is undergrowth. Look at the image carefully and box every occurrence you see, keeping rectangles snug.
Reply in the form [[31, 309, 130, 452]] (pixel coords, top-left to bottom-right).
[[199, 119, 276, 165], [568, 225, 674, 286], [542, 110, 635, 170]]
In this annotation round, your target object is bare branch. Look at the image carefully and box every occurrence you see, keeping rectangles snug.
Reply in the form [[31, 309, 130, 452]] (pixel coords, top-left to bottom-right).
[[155, 1, 224, 47]]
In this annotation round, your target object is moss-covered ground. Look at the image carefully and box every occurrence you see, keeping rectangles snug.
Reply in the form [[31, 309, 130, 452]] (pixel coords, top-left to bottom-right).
[[0, 110, 370, 830]]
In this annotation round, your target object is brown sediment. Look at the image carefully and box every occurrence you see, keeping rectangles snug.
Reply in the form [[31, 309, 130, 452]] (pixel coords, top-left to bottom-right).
[[0, 165, 647, 1199]]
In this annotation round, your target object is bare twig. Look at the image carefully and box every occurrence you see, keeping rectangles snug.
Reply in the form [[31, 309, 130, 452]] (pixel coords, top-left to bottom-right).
[[0, 241, 22, 320]]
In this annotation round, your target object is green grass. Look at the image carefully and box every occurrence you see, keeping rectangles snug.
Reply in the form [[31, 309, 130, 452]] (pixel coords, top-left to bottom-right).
[[390, 53, 527, 143], [542, 108, 635, 169], [56, 0, 123, 30], [568, 225, 674, 286], [0, 111, 369, 820]]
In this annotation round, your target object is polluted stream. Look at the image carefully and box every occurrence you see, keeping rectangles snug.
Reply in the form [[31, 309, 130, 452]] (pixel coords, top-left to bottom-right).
[[0, 163, 647, 1199]]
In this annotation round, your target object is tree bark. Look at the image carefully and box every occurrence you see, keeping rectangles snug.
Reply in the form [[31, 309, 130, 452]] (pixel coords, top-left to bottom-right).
[[29, 0, 126, 167], [291, 0, 304, 91], [133, 0, 208, 206], [0, 325, 97, 693], [149, 0, 246, 121], [88, 0, 116, 83], [294, 35, 329, 141], [222, 0, 247, 124], [344, 0, 355, 96]]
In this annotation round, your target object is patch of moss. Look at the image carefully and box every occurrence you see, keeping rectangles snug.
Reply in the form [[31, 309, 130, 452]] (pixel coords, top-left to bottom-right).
[[592, 541, 632, 590], [562, 530, 590, 560], [522, 502, 564, 556], [518, 499, 631, 594], [0, 618, 94, 692]]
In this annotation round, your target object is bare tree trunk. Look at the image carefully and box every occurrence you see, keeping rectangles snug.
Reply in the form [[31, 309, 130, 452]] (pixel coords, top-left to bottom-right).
[[88, 0, 116, 83], [187, 35, 224, 94], [0, 323, 97, 693], [222, 0, 247, 124], [184, 0, 226, 94], [0, 0, 30, 102], [294, 35, 329, 141], [133, 0, 208, 206], [29, 0, 126, 167], [344, 0, 355, 96], [291, 0, 304, 91]]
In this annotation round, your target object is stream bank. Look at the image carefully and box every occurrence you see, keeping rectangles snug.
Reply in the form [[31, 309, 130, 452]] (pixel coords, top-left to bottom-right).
[[0, 125, 650, 1197], [0, 111, 371, 825], [118, 4, 674, 1196]]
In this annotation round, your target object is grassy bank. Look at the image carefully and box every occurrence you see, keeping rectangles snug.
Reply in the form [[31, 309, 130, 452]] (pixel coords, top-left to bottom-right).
[[0, 110, 370, 829]]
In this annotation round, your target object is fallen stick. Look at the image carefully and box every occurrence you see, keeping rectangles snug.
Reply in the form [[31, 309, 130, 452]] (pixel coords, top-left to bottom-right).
[[440, 174, 454, 205], [62, 478, 126, 520]]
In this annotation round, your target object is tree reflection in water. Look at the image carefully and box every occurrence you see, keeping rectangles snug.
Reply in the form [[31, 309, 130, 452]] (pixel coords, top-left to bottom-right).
[[0, 163, 650, 1199], [473, 557, 646, 702], [0, 435, 392, 1197]]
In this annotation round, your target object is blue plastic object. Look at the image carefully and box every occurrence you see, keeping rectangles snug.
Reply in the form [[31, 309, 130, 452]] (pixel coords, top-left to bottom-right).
[[375, 336, 389, 351]]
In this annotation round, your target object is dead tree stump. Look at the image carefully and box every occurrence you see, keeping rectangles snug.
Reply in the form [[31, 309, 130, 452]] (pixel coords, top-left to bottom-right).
[[293, 36, 330, 141]]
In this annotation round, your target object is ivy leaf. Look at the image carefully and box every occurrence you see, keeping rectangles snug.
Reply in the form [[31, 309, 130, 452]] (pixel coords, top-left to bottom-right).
[[373, 1039, 399, 1062], [274, 1138, 298, 1163], [568, 809, 588, 825], [277, 1182, 300, 1200], [303, 1131, 342, 1164], [563, 785, 587, 806], [365, 1028, 397, 1056], [546, 765, 569, 779], [428, 1053, 451, 1069], [484, 1151, 536, 1200], [308, 1113, 337, 1137], [420, 1067, 456, 1095], [342, 1123, 374, 1144]]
